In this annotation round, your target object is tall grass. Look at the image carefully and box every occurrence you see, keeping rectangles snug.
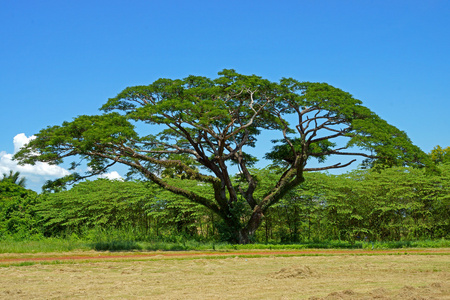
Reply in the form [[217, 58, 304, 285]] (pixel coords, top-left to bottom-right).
[[361, 239, 450, 249], [0, 237, 90, 253], [1, 227, 448, 253]]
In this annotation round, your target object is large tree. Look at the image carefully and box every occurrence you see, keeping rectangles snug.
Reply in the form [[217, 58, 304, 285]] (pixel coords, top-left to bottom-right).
[[14, 70, 429, 243]]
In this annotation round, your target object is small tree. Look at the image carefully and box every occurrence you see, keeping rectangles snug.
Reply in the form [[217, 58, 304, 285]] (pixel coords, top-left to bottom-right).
[[14, 70, 429, 243], [429, 145, 450, 164], [0, 179, 38, 238], [1, 170, 26, 187]]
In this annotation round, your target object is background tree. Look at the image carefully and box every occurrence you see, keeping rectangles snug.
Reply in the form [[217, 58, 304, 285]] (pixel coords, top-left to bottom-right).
[[429, 145, 450, 164], [1, 170, 26, 187], [14, 70, 430, 243], [319, 165, 449, 241], [0, 179, 38, 239], [263, 171, 329, 243], [37, 179, 153, 236], [37, 178, 208, 240]]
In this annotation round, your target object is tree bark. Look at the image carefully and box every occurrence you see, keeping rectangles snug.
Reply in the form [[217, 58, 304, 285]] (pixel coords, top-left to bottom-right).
[[239, 206, 264, 244]]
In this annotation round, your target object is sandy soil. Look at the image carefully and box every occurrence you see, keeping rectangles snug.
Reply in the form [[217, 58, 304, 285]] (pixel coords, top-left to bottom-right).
[[0, 248, 448, 263], [0, 249, 448, 299]]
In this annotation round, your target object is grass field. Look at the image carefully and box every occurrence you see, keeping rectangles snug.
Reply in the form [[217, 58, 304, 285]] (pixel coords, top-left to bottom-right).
[[0, 250, 449, 299]]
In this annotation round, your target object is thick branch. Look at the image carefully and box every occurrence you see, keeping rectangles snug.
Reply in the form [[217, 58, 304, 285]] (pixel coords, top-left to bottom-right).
[[87, 150, 222, 215], [304, 159, 356, 171]]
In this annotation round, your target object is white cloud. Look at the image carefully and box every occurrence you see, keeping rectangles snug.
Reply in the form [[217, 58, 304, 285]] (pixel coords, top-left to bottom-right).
[[13, 133, 36, 153], [2, 133, 126, 190], [0, 133, 71, 191], [99, 171, 124, 181]]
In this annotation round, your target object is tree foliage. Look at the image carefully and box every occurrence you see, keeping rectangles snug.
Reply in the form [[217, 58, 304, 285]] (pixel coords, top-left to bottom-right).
[[1, 170, 26, 187], [0, 180, 38, 238], [250, 164, 449, 243], [1, 165, 447, 243], [36, 179, 211, 240], [14, 70, 430, 243], [37, 179, 151, 235], [429, 145, 450, 164]]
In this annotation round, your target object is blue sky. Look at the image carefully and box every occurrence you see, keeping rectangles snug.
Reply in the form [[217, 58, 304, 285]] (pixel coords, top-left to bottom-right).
[[1, 0, 449, 191]]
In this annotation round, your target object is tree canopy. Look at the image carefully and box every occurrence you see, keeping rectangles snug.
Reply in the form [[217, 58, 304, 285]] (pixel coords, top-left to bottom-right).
[[429, 145, 450, 164], [0, 179, 38, 238], [14, 70, 430, 243], [1, 171, 26, 187]]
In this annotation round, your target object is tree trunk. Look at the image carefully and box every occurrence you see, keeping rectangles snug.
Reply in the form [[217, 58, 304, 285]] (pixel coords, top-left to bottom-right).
[[239, 207, 264, 244]]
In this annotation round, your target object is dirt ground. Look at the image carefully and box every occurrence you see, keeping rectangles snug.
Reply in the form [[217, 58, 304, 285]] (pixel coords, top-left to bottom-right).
[[0, 250, 449, 299]]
